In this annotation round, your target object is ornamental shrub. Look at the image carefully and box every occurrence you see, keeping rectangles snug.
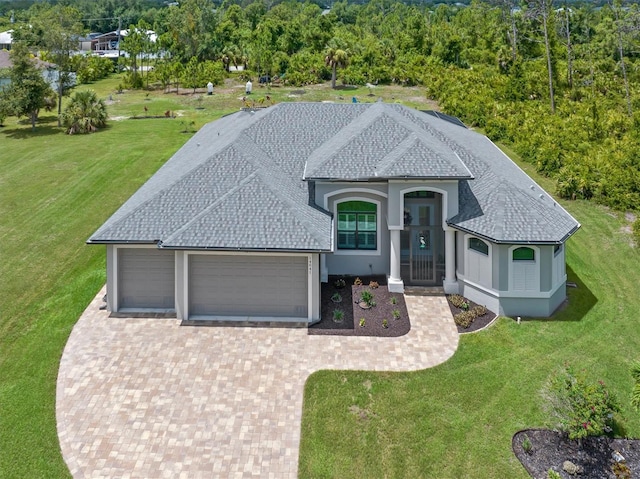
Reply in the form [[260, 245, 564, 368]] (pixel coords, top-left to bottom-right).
[[448, 294, 466, 308], [541, 365, 620, 441], [453, 310, 475, 328]]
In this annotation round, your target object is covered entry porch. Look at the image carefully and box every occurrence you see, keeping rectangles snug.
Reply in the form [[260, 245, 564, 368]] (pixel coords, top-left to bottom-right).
[[388, 189, 457, 293]]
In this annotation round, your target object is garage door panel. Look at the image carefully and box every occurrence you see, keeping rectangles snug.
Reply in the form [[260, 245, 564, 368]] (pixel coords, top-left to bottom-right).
[[118, 248, 175, 309], [189, 255, 308, 318]]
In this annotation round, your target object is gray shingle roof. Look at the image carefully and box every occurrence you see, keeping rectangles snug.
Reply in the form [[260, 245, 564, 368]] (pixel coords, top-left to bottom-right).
[[89, 102, 579, 250]]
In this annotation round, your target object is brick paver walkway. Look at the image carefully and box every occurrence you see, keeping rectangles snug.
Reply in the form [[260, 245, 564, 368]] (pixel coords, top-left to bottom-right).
[[56, 287, 458, 478]]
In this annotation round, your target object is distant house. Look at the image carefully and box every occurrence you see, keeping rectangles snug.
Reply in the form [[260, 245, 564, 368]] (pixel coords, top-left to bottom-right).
[[92, 29, 157, 57], [89, 102, 580, 322], [77, 33, 102, 52], [0, 30, 13, 50], [0, 49, 59, 89]]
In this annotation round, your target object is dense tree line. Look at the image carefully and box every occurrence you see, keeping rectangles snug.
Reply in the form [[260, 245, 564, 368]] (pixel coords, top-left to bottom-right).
[[3, 0, 640, 212]]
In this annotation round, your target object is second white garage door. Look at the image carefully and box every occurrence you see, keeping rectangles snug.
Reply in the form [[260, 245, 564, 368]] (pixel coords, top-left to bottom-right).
[[188, 255, 308, 319]]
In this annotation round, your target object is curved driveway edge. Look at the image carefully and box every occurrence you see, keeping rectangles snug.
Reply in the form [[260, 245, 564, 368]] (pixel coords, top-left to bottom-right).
[[56, 287, 458, 478]]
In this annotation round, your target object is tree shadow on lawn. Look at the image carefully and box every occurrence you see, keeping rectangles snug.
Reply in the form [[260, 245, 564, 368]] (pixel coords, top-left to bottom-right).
[[524, 265, 596, 323], [1, 121, 114, 139], [0, 124, 62, 138]]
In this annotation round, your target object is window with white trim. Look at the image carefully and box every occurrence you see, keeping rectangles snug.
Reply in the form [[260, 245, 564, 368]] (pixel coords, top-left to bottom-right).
[[337, 201, 377, 250], [512, 247, 535, 261], [469, 237, 489, 255]]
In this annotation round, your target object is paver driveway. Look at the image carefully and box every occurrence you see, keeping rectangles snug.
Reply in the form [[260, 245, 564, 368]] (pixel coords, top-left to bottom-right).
[[57, 287, 458, 478]]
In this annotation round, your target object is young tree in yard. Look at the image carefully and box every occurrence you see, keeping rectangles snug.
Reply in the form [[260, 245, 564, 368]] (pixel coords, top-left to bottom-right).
[[541, 365, 620, 443], [61, 90, 107, 135], [29, 5, 85, 127], [2, 42, 53, 131], [121, 25, 147, 89]]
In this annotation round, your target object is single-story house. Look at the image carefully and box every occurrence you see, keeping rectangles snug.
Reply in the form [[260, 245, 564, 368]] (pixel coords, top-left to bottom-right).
[[88, 102, 580, 322], [0, 49, 61, 90]]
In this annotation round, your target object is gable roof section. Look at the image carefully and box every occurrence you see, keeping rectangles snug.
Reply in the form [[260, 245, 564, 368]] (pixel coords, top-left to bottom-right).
[[303, 102, 472, 180]]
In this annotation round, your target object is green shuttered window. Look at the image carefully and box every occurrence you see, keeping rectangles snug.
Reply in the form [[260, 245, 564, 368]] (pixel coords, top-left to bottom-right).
[[337, 201, 377, 250]]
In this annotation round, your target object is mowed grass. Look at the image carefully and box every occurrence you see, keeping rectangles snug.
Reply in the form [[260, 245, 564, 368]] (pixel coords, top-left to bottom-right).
[[1, 74, 639, 477], [299, 154, 640, 477]]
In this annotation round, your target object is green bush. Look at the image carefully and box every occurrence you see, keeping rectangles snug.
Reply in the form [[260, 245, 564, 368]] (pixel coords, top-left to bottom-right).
[[541, 365, 620, 441], [72, 56, 114, 84], [471, 305, 487, 317], [448, 294, 467, 308], [454, 310, 475, 328]]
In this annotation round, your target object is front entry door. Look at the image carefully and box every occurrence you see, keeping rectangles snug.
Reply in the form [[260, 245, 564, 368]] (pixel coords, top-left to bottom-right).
[[401, 194, 444, 285], [409, 224, 436, 283]]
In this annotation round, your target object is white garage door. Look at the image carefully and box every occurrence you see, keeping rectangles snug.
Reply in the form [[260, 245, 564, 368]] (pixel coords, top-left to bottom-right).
[[188, 255, 308, 318], [118, 248, 175, 309]]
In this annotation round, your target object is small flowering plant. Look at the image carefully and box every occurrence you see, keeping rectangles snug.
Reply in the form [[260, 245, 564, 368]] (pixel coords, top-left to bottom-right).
[[541, 365, 620, 441], [334, 278, 346, 289]]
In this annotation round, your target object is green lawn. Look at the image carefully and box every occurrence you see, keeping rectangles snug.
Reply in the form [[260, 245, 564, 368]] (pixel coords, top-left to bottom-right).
[[1, 75, 638, 478]]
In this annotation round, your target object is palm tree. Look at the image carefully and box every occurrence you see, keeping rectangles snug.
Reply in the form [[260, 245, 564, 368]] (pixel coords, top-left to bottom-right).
[[61, 90, 107, 134], [325, 45, 349, 89]]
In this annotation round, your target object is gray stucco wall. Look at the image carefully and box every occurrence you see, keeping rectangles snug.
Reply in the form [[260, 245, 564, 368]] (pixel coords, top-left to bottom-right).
[[500, 283, 566, 317], [539, 246, 552, 292], [175, 251, 186, 320], [106, 245, 116, 311], [493, 244, 509, 291], [315, 183, 390, 277], [388, 180, 459, 227], [456, 231, 465, 277], [311, 254, 320, 320]]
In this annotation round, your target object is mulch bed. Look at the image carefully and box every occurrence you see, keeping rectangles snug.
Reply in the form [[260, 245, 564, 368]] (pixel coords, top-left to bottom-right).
[[308, 275, 410, 337], [446, 295, 497, 333], [513, 429, 640, 478]]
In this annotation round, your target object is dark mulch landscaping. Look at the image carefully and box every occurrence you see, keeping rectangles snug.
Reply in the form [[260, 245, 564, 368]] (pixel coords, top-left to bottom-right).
[[446, 294, 498, 333], [308, 275, 410, 337], [513, 429, 640, 478]]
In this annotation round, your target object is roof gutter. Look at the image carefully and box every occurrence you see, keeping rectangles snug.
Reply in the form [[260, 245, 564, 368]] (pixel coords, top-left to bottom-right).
[[86, 239, 159, 245], [304, 175, 474, 182], [447, 222, 581, 245]]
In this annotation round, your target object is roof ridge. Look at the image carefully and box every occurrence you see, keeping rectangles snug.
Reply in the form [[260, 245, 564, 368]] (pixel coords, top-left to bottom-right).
[[374, 133, 420, 176], [303, 102, 385, 179], [161, 168, 260, 246], [255, 168, 331, 249], [91, 141, 247, 241], [229, 133, 331, 249]]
